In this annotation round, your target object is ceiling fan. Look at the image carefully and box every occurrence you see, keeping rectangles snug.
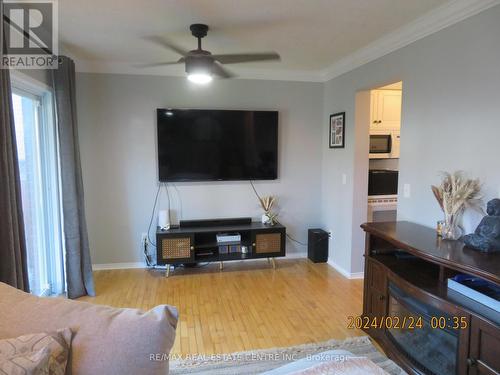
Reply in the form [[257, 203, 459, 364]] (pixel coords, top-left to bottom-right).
[[140, 24, 281, 84]]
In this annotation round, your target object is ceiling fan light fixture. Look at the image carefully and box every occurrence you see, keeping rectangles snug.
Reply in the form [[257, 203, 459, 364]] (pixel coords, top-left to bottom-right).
[[187, 72, 213, 84], [141, 23, 280, 81]]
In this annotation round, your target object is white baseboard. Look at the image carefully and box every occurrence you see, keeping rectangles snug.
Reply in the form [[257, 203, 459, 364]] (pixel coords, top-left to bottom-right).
[[285, 252, 307, 259], [92, 262, 146, 270], [327, 260, 364, 279], [349, 271, 365, 279]]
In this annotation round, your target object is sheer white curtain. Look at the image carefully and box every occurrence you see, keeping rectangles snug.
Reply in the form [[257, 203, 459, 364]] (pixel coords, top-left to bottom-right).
[[11, 83, 65, 296]]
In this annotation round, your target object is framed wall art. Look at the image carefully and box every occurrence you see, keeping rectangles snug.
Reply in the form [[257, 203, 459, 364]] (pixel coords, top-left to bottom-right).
[[329, 112, 345, 149]]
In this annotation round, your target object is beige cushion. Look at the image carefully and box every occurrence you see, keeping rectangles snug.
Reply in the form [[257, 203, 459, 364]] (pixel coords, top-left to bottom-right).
[[0, 328, 72, 375], [0, 282, 178, 375]]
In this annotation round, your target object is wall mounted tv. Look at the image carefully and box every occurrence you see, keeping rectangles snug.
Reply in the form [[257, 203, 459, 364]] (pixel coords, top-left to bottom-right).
[[157, 109, 278, 182]]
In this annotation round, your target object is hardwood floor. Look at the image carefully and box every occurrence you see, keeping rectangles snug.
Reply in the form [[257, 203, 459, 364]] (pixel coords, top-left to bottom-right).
[[79, 259, 364, 356]]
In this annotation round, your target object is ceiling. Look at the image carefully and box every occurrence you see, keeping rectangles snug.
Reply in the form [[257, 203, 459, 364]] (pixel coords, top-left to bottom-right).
[[59, 0, 451, 77]]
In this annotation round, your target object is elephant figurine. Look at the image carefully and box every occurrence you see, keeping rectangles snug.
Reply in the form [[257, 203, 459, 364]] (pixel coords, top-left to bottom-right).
[[463, 199, 500, 252]]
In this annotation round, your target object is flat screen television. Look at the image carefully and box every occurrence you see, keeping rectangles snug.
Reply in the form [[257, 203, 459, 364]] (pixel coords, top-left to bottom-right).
[[157, 109, 278, 182]]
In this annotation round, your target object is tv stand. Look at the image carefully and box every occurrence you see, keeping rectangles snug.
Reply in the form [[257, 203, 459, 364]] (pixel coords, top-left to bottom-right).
[[361, 221, 500, 375], [156, 218, 286, 277]]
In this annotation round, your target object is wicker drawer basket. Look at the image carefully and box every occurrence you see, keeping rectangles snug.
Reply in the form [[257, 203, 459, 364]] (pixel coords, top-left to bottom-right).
[[255, 233, 282, 254], [161, 237, 192, 260]]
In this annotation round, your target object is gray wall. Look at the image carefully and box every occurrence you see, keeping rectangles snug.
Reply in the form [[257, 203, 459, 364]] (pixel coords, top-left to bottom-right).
[[322, 5, 500, 274], [76, 74, 323, 264], [76, 5, 500, 269]]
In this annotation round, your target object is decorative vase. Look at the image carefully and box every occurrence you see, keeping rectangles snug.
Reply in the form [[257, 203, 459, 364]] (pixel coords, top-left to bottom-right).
[[261, 212, 271, 225], [442, 213, 463, 240]]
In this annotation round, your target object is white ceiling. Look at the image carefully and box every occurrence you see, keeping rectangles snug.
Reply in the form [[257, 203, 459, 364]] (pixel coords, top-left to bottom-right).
[[59, 0, 469, 78]]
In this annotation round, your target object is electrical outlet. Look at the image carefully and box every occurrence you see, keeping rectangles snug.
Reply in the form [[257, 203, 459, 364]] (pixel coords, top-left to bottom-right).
[[141, 233, 148, 244], [403, 184, 411, 198], [141, 233, 149, 255], [342, 174, 347, 185]]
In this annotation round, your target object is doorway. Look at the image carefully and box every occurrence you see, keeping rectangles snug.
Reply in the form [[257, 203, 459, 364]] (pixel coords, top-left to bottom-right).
[[349, 81, 403, 274], [366, 82, 402, 223]]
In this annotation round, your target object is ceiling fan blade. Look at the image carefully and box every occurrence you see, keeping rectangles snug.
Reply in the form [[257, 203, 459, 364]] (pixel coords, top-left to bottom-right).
[[135, 58, 185, 68], [142, 35, 189, 56], [211, 52, 280, 64], [212, 62, 234, 79]]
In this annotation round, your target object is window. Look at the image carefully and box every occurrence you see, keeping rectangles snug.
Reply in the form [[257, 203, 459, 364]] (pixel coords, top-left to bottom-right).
[[11, 74, 65, 296]]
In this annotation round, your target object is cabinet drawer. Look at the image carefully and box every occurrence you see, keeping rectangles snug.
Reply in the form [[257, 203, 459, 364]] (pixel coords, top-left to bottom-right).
[[157, 234, 194, 264], [252, 230, 285, 256], [255, 233, 282, 254]]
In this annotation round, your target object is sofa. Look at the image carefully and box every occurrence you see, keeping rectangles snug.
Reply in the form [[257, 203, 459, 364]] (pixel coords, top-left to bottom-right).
[[0, 282, 178, 374]]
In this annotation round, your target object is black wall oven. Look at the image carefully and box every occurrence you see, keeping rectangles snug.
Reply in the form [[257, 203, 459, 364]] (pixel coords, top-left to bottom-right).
[[368, 169, 399, 196]]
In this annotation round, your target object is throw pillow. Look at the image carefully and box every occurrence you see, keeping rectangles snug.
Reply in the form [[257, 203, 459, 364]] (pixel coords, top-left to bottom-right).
[[0, 328, 72, 375]]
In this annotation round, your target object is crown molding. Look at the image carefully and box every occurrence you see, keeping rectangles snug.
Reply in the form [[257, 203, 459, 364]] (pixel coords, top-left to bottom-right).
[[74, 59, 324, 82], [319, 0, 500, 81], [73, 0, 499, 83]]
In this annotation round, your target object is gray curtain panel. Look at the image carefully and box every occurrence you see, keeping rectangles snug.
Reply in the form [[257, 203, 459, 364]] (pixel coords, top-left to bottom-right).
[[52, 56, 95, 298], [0, 18, 30, 291]]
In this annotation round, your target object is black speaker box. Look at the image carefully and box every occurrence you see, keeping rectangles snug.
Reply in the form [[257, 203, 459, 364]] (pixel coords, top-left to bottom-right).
[[308, 228, 329, 263]]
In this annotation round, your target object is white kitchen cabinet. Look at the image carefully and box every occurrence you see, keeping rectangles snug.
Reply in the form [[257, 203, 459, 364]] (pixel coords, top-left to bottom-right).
[[370, 90, 402, 132]]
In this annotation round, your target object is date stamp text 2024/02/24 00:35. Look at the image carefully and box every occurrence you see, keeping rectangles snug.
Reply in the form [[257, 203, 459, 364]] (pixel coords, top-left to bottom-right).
[[347, 315, 469, 330]]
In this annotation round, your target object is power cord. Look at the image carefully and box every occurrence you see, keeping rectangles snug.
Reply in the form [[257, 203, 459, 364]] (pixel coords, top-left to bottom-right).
[[147, 183, 162, 248], [143, 236, 153, 267], [165, 183, 172, 225], [143, 183, 163, 267], [249, 180, 261, 203], [173, 183, 183, 220], [147, 182, 173, 247], [144, 182, 174, 267]]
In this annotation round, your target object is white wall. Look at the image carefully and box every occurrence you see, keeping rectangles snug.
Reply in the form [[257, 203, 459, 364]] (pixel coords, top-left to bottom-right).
[[76, 74, 323, 264], [322, 5, 500, 275]]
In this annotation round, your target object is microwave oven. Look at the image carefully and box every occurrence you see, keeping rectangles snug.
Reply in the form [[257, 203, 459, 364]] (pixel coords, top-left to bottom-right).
[[370, 131, 400, 159]]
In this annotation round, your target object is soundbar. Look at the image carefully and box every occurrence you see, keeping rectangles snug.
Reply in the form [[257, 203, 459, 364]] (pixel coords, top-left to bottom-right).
[[179, 217, 252, 228]]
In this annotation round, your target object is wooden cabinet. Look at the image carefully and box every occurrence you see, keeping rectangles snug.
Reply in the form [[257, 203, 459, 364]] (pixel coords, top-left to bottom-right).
[[361, 221, 500, 375], [468, 316, 500, 375], [370, 90, 402, 131]]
